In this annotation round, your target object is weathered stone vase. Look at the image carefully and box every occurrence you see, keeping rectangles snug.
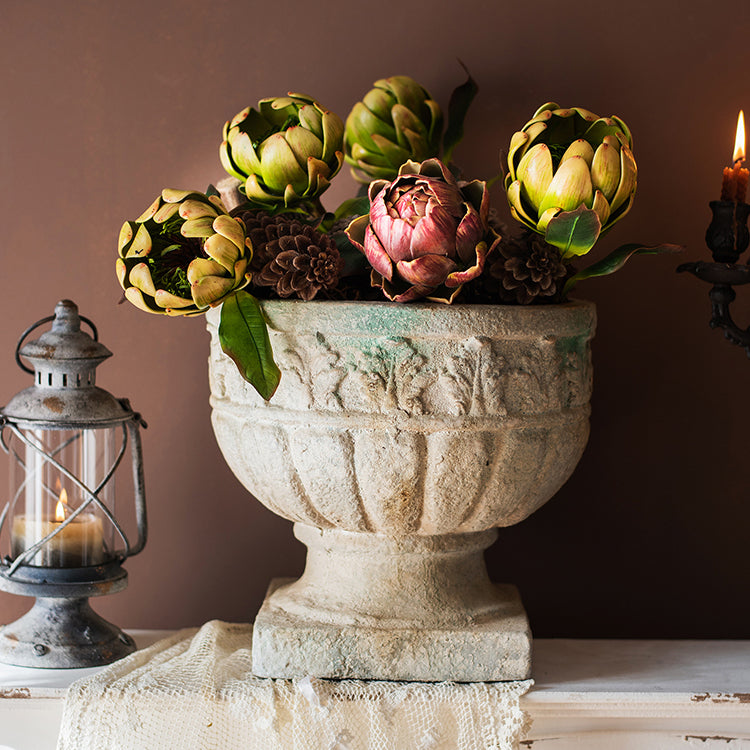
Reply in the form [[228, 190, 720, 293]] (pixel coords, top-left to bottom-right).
[[206, 299, 595, 682]]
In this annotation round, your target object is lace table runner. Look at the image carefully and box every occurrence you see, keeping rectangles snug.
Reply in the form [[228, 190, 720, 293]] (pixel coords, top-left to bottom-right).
[[57, 620, 532, 750]]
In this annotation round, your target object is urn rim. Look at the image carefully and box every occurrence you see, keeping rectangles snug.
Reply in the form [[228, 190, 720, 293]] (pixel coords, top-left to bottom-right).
[[206, 298, 596, 339]]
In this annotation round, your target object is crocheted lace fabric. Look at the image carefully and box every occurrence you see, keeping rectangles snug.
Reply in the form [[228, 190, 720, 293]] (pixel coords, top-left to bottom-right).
[[57, 620, 532, 750]]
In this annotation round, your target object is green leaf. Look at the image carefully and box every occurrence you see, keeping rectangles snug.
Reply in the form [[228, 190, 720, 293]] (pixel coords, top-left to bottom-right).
[[544, 205, 602, 259], [442, 61, 478, 164], [219, 290, 281, 401], [335, 195, 370, 221], [316, 196, 370, 232], [563, 242, 684, 296]]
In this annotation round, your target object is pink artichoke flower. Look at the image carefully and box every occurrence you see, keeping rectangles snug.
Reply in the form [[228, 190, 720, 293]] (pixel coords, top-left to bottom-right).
[[346, 158, 499, 302]]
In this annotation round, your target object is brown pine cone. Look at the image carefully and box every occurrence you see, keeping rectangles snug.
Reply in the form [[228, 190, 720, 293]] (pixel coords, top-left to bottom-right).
[[230, 208, 343, 300], [230, 208, 299, 272], [489, 230, 568, 305]]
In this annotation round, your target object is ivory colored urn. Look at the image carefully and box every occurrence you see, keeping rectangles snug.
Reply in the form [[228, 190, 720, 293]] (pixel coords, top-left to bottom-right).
[[207, 299, 595, 681]]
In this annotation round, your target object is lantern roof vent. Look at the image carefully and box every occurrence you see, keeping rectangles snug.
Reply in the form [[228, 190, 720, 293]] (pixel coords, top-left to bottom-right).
[[1, 300, 130, 426]]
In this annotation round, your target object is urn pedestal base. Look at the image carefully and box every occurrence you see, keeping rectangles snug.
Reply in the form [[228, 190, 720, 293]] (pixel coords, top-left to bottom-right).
[[208, 300, 596, 683], [251, 524, 532, 682]]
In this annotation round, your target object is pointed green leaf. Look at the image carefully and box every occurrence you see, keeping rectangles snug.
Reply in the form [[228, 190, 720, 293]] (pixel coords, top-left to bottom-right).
[[563, 242, 684, 296], [315, 196, 371, 233], [544, 205, 602, 258], [219, 291, 280, 401], [442, 62, 478, 164], [334, 195, 370, 222]]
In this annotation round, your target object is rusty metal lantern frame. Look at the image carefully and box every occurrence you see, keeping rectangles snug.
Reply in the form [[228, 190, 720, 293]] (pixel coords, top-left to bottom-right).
[[0, 300, 147, 668]]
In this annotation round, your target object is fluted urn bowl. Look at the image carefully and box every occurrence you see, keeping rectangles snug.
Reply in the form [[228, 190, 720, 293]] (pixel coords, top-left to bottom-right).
[[207, 299, 595, 682]]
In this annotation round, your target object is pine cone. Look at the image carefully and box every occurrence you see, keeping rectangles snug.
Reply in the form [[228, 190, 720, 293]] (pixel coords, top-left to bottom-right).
[[489, 230, 568, 305], [230, 208, 343, 300], [230, 208, 299, 272]]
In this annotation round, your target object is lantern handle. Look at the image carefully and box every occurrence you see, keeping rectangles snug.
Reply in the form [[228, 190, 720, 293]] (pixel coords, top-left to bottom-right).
[[14, 313, 99, 375], [125, 415, 148, 557]]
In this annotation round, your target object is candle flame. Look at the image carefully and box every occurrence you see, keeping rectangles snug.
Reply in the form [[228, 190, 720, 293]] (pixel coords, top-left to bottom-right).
[[55, 488, 68, 522], [733, 110, 745, 163]]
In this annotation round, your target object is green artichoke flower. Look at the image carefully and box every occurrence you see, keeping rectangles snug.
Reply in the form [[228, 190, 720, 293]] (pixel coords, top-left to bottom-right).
[[116, 189, 251, 316], [504, 103, 637, 245], [344, 76, 443, 184], [220, 94, 344, 210]]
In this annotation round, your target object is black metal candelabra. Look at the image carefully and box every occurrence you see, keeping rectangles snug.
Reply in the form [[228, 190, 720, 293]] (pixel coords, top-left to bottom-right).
[[678, 199, 750, 355]]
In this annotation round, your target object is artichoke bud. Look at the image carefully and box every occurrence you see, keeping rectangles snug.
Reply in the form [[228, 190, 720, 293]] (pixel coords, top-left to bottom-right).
[[504, 103, 638, 246], [344, 76, 443, 184], [346, 158, 498, 303], [220, 93, 344, 209], [116, 189, 251, 317]]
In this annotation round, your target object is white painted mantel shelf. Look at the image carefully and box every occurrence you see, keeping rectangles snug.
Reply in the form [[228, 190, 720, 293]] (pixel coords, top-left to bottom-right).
[[1, 635, 749, 749]]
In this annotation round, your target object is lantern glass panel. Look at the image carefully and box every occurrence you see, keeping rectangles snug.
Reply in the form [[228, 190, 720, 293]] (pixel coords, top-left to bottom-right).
[[7, 427, 117, 567]]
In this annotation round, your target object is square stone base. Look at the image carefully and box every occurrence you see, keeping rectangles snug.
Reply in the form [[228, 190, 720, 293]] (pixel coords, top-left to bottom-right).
[[252, 578, 531, 682]]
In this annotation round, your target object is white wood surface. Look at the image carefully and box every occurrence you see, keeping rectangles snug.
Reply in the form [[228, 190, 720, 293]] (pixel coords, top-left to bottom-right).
[[1, 636, 750, 749], [0, 631, 166, 750], [525, 640, 750, 748]]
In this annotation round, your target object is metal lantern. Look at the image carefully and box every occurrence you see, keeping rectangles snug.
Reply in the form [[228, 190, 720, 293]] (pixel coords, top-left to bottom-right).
[[0, 300, 147, 668]]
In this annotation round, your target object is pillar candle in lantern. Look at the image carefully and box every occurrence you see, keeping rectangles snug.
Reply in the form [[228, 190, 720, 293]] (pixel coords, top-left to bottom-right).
[[10, 488, 105, 567]]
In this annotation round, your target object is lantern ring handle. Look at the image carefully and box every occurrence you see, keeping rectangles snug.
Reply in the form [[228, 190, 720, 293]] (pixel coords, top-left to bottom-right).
[[14, 314, 99, 374]]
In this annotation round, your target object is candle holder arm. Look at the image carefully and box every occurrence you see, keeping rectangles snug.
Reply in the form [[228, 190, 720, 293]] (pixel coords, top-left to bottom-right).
[[678, 261, 750, 356]]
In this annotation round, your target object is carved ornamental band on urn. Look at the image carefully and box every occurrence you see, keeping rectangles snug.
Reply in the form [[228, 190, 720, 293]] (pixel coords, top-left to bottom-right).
[[208, 299, 595, 682]]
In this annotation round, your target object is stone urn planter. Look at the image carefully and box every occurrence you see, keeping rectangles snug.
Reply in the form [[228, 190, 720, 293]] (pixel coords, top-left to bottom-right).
[[206, 299, 595, 682]]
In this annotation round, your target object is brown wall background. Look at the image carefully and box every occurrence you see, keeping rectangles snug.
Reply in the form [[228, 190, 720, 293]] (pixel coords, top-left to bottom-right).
[[1, 0, 748, 638]]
